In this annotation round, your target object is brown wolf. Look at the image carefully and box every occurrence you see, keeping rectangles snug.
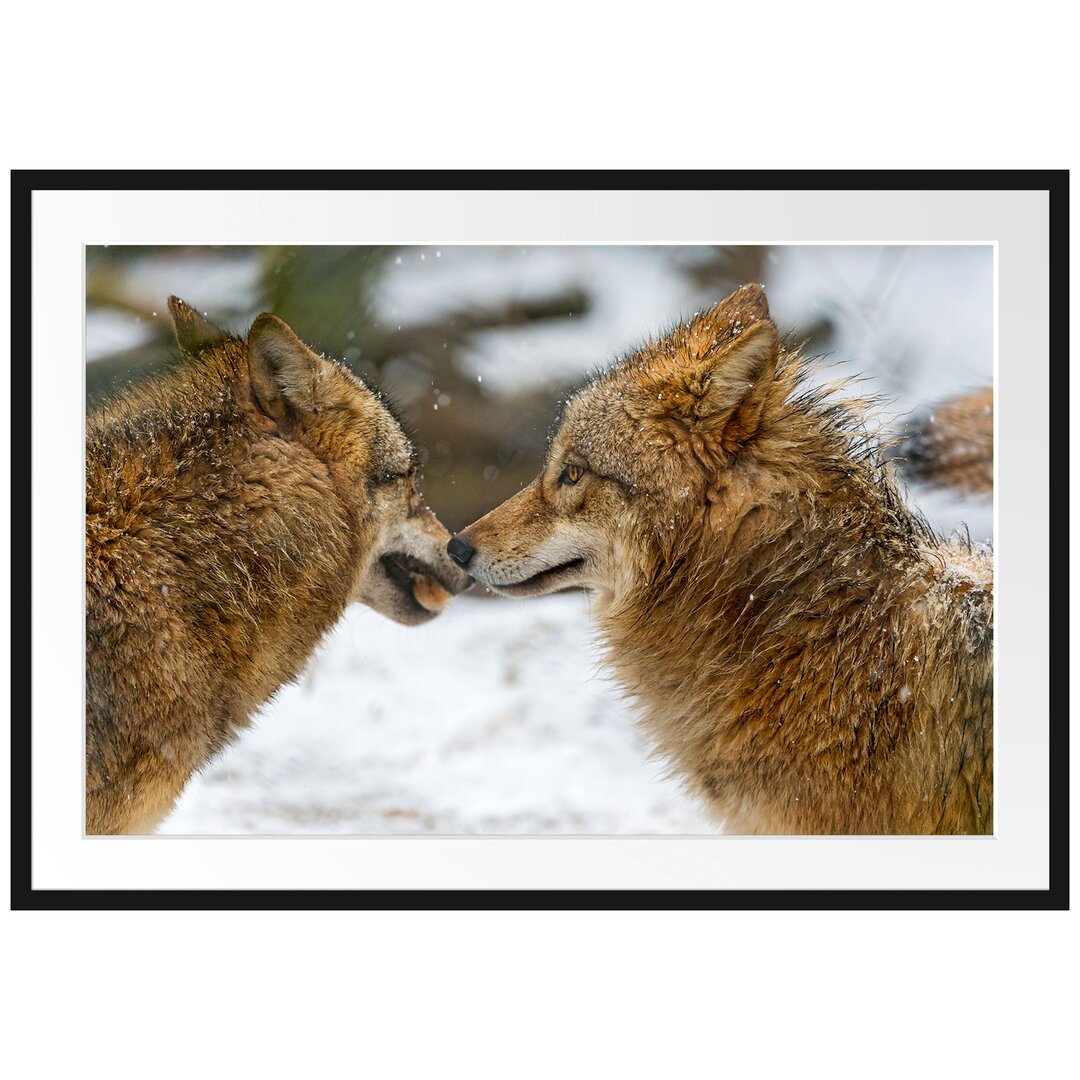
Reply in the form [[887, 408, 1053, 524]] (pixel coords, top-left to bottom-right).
[[86, 298, 471, 835], [892, 386, 994, 497], [449, 284, 993, 834]]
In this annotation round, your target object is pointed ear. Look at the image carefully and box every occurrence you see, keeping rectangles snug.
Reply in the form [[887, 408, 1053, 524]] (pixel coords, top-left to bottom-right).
[[694, 299, 780, 451], [247, 313, 326, 418], [168, 296, 227, 355], [687, 283, 772, 358]]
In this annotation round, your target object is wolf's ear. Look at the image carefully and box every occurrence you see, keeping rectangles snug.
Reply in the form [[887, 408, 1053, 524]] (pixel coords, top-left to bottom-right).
[[693, 286, 780, 450], [168, 296, 227, 355], [247, 313, 330, 418], [693, 283, 772, 353]]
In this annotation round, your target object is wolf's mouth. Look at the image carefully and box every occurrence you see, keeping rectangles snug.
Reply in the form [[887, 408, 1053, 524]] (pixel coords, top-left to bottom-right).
[[381, 552, 455, 614], [490, 557, 586, 597]]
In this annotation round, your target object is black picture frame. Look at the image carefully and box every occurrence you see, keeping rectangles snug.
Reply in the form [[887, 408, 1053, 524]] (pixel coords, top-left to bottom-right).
[[10, 169, 1069, 911]]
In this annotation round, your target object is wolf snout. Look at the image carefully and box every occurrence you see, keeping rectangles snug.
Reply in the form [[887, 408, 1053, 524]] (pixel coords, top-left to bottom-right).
[[435, 548, 473, 596], [446, 534, 476, 569], [444, 561, 474, 595]]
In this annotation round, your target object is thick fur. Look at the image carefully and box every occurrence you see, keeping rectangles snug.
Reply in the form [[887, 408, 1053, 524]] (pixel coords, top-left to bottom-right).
[[893, 386, 994, 497], [86, 299, 470, 834], [456, 284, 993, 834]]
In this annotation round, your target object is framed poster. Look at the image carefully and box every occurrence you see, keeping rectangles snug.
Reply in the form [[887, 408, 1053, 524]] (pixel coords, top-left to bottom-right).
[[10, 170, 1067, 909]]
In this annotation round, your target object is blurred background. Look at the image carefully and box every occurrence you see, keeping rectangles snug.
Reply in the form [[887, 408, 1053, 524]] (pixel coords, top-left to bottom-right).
[[86, 245, 994, 834]]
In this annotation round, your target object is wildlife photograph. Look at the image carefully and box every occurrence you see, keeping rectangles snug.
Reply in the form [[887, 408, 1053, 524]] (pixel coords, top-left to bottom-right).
[[85, 243, 994, 835]]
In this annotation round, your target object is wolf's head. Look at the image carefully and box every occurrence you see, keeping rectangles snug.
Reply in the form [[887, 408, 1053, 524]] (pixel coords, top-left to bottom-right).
[[168, 297, 472, 625], [449, 284, 798, 605]]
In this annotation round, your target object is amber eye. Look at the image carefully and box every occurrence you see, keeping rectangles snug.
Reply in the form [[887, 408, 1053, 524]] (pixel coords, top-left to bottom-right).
[[559, 463, 586, 485]]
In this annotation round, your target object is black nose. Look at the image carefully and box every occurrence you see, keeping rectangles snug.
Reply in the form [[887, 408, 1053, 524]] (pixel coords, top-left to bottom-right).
[[446, 534, 475, 568]]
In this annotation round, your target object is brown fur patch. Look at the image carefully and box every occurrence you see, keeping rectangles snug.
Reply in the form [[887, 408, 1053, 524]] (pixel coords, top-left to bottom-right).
[[86, 302, 469, 834], [459, 285, 993, 834], [893, 386, 993, 496]]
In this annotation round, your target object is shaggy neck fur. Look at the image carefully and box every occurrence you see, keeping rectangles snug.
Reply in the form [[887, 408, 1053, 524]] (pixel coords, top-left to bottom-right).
[[86, 341, 371, 832], [598, 356, 993, 835], [87, 344, 368, 694]]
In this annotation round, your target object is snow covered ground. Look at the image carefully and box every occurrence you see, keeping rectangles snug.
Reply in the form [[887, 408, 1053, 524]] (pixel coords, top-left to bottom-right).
[[90, 243, 993, 834], [160, 594, 713, 835]]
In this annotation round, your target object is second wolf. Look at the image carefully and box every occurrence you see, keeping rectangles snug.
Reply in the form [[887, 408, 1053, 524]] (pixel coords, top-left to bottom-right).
[[450, 284, 993, 834], [87, 299, 471, 834], [892, 386, 994, 497]]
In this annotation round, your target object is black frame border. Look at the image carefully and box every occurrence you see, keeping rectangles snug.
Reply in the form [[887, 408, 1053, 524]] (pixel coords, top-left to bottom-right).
[[10, 169, 1069, 911]]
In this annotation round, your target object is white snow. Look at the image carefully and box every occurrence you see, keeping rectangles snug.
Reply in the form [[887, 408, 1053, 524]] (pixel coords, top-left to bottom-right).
[[764, 244, 993, 419], [908, 483, 993, 546], [87, 250, 262, 344], [85, 309, 156, 360], [159, 594, 712, 835], [376, 245, 702, 393]]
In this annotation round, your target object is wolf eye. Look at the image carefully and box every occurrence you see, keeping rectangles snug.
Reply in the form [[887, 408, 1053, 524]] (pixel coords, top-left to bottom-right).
[[559, 463, 586, 485]]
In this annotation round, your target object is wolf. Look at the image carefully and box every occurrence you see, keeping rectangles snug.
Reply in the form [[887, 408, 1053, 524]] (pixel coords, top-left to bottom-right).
[[86, 298, 471, 834], [892, 386, 993, 497], [449, 284, 993, 834]]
